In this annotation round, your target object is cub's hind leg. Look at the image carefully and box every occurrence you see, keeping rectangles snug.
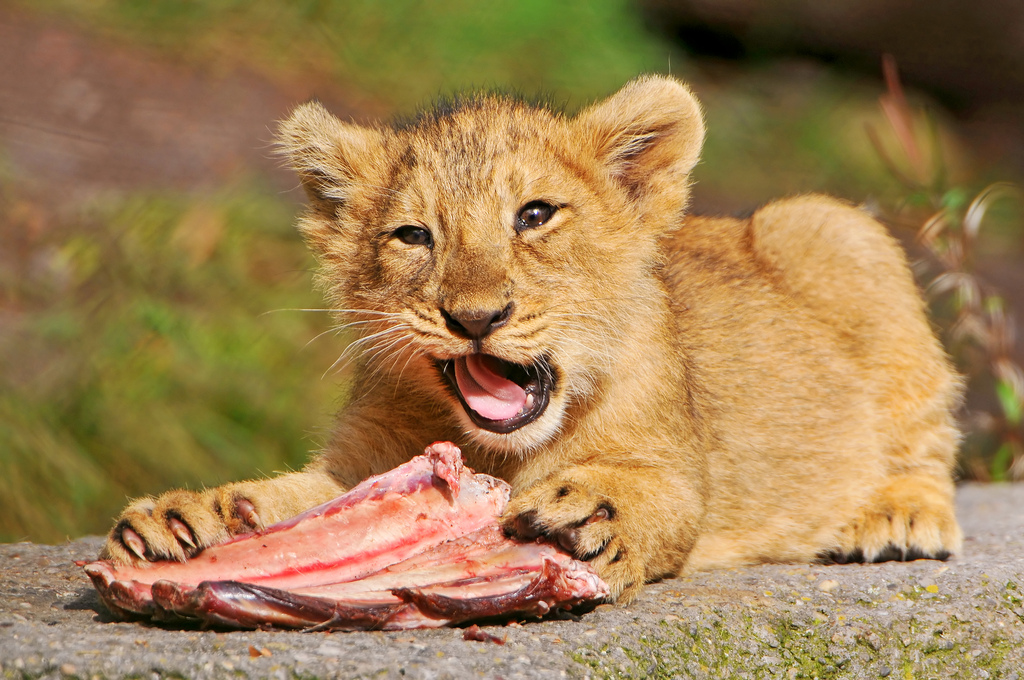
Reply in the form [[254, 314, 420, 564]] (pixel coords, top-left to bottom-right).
[[827, 472, 962, 563], [748, 197, 963, 565], [828, 391, 963, 564]]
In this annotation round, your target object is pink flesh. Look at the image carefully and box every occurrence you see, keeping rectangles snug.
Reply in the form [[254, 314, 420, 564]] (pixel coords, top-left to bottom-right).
[[85, 442, 609, 629], [85, 443, 508, 615], [287, 525, 588, 601], [137, 527, 524, 614], [146, 548, 606, 631], [454, 355, 527, 421], [286, 526, 516, 601]]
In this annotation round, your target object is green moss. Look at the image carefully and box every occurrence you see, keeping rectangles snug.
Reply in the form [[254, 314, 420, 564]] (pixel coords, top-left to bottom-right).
[[568, 606, 1023, 679], [1003, 581, 1024, 626], [977, 636, 1013, 675], [569, 614, 847, 680]]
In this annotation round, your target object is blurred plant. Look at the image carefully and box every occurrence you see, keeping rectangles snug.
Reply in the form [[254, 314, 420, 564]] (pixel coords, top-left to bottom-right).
[[16, 0, 673, 111], [868, 55, 1024, 481], [0, 181, 343, 542]]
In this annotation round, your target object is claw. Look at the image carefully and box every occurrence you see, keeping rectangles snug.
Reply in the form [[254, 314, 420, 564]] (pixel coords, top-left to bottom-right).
[[168, 518, 196, 549], [235, 498, 261, 529], [122, 527, 148, 561]]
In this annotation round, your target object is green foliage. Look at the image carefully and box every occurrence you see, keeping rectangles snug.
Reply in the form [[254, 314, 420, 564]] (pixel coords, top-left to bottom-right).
[[997, 379, 1023, 426], [17, 0, 674, 110], [698, 67, 906, 206], [0, 184, 343, 542]]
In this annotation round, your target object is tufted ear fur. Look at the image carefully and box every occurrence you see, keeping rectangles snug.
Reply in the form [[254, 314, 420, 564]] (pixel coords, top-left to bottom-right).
[[575, 75, 705, 223], [276, 102, 384, 215]]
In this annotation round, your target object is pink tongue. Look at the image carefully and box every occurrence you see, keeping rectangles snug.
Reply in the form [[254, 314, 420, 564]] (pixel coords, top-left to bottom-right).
[[454, 355, 528, 422]]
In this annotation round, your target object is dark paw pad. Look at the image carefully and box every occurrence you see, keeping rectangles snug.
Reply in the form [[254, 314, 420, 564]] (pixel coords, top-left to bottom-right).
[[820, 544, 953, 565], [818, 548, 865, 565], [905, 546, 950, 562], [871, 543, 952, 563], [871, 543, 906, 563]]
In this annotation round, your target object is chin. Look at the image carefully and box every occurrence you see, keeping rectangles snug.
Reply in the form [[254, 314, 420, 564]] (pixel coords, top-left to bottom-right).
[[455, 394, 567, 455]]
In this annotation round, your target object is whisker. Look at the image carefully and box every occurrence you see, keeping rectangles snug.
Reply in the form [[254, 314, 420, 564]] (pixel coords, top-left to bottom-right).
[[359, 337, 419, 394], [261, 307, 405, 317], [374, 343, 428, 397], [303, 324, 347, 351], [393, 346, 424, 390], [322, 324, 409, 379], [346, 328, 409, 359]]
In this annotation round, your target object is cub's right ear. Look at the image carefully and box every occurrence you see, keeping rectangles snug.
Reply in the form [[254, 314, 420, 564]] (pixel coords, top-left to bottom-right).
[[575, 76, 704, 226], [276, 102, 384, 213]]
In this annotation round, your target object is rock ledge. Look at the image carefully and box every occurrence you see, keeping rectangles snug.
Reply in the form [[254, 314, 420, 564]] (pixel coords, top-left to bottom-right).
[[2, 483, 1022, 679]]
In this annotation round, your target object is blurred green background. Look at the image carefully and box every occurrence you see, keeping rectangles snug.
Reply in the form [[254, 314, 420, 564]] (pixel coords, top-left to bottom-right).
[[1, 0, 1022, 543]]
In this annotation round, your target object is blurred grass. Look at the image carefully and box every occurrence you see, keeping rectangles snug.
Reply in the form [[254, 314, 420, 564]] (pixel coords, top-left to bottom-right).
[[17, 0, 1005, 206], [695, 65, 957, 208], [16, 0, 673, 111], [2, 1, 1021, 543], [0, 182, 344, 542]]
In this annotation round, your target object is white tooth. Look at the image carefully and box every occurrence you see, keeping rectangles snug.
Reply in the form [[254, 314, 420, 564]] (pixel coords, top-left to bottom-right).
[[525, 394, 535, 411]]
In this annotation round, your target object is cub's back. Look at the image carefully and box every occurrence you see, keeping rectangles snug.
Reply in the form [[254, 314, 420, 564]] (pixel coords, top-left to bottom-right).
[[660, 195, 960, 569]]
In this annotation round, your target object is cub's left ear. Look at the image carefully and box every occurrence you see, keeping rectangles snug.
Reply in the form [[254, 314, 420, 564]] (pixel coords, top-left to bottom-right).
[[575, 75, 705, 217]]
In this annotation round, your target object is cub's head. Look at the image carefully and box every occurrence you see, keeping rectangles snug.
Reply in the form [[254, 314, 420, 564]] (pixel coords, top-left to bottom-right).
[[278, 76, 704, 453]]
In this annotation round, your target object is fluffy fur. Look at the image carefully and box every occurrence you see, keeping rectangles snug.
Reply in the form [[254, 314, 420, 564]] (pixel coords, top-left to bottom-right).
[[103, 76, 962, 602]]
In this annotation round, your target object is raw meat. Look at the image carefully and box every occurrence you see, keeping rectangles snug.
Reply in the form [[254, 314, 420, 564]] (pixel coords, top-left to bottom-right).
[[84, 442, 609, 630]]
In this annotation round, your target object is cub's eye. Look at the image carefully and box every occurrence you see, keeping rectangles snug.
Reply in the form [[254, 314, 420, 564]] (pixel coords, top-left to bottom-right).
[[516, 201, 556, 231], [392, 225, 433, 247]]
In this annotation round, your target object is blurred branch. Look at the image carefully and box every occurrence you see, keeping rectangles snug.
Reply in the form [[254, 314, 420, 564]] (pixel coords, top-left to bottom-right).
[[879, 55, 927, 184], [870, 56, 1024, 481]]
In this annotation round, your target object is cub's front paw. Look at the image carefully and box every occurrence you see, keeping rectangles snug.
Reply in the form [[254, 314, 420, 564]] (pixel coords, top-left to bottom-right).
[[502, 474, 646, 602], [101, 486, 265, 565]]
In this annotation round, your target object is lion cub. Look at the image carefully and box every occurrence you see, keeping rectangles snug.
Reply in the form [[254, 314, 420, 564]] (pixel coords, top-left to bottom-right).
[[103, 76, 962, 602]]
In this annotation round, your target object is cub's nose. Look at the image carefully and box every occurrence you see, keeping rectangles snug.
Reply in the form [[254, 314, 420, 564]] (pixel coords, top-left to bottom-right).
[[442, 303, 514, 340]]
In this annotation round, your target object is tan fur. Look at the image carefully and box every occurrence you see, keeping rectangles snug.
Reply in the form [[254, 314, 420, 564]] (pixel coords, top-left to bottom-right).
[[102, 76, 962, 602]]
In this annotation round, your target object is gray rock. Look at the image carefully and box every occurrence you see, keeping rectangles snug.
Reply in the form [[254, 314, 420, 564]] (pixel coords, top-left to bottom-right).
[[2, 483, 1023, 679]]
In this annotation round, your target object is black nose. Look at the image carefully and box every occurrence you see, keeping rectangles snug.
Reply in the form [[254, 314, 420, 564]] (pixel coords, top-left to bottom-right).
[[442, 303, 514, 340]]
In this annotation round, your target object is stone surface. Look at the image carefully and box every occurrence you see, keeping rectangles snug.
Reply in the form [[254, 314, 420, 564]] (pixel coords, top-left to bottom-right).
[[2, 483, 1023, 679]]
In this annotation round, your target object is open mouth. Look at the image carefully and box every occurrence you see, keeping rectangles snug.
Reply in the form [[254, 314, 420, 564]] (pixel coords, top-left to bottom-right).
[[437, 355, 554, 434]]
